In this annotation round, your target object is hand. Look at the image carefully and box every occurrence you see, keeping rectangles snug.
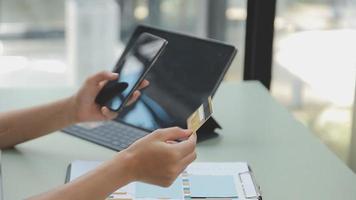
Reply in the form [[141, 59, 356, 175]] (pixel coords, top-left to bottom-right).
[[121, 127, 197, 187], [70, 71, 149, 123]]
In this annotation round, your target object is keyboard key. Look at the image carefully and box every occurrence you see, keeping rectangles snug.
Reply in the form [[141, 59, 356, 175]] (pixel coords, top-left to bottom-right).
[[62, 122, 149, 151]]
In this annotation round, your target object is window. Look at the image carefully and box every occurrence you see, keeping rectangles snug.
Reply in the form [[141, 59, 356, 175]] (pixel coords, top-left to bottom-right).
[[0, 0, 67, 87], [225, 0, 247, 81], [272, 0, 356, 162], [118, 0, 247, 81], [0, 0, 246, 88]]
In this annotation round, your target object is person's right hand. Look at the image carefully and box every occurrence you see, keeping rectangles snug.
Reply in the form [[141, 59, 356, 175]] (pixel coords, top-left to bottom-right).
[[122, 127, 197, 187], [70, 71, 149, 123]]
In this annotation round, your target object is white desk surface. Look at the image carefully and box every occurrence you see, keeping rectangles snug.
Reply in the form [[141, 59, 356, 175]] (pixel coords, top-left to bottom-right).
[[2, 81, 356, 199]]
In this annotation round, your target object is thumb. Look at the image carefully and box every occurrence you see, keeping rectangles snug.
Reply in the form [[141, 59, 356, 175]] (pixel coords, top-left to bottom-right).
[[86, 71, 118, 86], [174, 132, 197, 156], [157, 127, 192, 141]]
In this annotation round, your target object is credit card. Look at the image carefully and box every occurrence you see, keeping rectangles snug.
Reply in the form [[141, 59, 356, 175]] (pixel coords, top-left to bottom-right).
[[187, 96, 213, 133]]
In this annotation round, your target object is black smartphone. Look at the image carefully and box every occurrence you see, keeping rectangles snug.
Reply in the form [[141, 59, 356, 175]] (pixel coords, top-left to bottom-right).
[[95, 32, 168, 112]]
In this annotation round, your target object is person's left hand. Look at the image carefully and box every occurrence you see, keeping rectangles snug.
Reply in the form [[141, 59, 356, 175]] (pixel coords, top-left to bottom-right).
[[70, 71, 149, 123]]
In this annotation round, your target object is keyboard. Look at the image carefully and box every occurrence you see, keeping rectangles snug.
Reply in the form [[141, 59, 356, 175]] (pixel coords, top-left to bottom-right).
[[62, 121, 149, 151]]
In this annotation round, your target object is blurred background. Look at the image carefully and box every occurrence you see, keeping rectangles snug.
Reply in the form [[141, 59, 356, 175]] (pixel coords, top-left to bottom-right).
[[0, 0, 355, 170]]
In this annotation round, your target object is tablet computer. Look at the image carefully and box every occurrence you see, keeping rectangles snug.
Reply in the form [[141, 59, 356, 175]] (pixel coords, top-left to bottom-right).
[[115, 25, 237, 131]]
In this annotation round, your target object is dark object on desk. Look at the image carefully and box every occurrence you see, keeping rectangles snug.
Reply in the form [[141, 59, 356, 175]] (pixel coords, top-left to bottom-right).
[[62, 25, 237, 151], [63, 121, 149, 151], [196, 117, 221, 142]]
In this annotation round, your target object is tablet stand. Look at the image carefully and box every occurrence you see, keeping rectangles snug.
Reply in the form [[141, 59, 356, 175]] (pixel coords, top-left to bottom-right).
[[196, 117, 221, 142]]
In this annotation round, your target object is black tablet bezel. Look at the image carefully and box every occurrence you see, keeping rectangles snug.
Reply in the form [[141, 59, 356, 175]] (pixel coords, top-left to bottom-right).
[[114, 25, 237, 132]]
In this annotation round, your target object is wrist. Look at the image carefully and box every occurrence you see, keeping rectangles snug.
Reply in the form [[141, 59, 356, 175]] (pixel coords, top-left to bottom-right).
[[65, 95, 80, 124], [112, 150, 138, 183]]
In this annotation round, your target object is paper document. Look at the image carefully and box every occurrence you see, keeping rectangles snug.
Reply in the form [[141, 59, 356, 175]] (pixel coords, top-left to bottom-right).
[[66, 161, 261, 200]]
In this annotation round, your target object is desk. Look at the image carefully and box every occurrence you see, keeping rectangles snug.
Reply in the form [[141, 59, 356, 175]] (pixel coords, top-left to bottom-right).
[[2, 81, 356, 199]]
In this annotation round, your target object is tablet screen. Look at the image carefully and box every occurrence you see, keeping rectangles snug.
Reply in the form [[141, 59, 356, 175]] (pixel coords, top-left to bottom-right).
[[115, 26, 237, 131]]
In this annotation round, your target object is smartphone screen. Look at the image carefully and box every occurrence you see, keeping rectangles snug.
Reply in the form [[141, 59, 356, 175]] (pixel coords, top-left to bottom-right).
[[96, 33, 167, 112]]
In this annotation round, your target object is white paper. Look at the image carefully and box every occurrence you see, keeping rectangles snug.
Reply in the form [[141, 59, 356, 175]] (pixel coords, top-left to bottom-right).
[[68, 161, 260, 200]]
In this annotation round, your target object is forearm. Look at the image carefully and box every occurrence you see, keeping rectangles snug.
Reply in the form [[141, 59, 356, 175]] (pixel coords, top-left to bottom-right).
[[29, 151, 135, 200], [0, 96, 77, 149]]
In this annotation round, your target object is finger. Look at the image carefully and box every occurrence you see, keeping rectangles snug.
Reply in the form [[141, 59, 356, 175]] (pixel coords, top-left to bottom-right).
[[179, 151, 197, 169], [173, 132, 197, 156], [166, 140, 179, 144], [98, 80, 109, 89], [137, 79, 150, 90], [126, 91, 141, 106], [87, 71, 118, 86], [125, 80, 148, 106], [158, 127, 191, 141], [101, 106, 118, 120]]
